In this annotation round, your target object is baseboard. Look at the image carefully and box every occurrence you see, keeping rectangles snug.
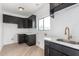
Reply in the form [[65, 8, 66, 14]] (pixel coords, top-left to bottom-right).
[[3, 41, 18, 46]]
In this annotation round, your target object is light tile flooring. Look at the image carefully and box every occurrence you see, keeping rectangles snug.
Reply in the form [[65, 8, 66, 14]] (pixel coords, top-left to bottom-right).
[[0, 43, 44, 56]]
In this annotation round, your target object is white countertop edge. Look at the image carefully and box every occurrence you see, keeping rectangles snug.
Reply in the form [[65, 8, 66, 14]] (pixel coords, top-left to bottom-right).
[[44, 37, 79, 50]]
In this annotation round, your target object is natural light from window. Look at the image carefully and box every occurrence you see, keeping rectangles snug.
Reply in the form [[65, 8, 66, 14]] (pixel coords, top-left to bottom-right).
[[39, 18, 44, 30], [38, 16, 50, 30]]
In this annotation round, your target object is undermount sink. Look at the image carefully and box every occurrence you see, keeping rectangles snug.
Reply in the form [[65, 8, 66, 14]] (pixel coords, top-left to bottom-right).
[[57, 39, 79, 45]]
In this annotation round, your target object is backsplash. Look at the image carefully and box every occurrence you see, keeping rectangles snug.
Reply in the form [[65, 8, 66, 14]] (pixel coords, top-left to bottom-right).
[[52, 4, 79, 42]]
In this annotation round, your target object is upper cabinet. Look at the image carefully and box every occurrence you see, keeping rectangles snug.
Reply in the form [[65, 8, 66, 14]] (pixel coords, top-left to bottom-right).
[[18, 15, 36, 28], [3, 14, 18, 24], [50, 3, 61, 14], [23, 18, 29, 28], [17, 18, 24, 28], [3, 14, 36, 28], [28, 15, 36, 28], [50, 3, 76, 15]]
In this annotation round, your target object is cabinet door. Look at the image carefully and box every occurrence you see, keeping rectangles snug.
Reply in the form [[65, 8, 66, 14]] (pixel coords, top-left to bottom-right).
[[28, 19, 32, 28], [28, 15, 36, 28], [44, 44, 49, 56], [23, 18, 28, 28], [61, 45, 79, 56], [45, 40, 67, 56], [31, 15, 36, 28], [49, 47, 66, 56], [18, 34, 25, 44], [18, 18, 24, 28], [3, 14, 12, 23], [27, 34, 36, 46], [3, 14, 18, 24], [24, 34, 28, 43]]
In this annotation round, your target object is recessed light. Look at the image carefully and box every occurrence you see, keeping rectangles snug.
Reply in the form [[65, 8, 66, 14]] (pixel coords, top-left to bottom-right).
[[18, 7, 24, 11]]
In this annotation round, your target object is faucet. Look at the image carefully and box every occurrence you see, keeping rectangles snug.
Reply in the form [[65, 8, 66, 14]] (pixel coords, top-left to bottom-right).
[[65, 26, 72, 40]]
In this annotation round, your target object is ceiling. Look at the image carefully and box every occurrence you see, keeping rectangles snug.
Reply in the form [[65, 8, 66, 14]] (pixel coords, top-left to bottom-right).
[[2, 3, 45, 17]]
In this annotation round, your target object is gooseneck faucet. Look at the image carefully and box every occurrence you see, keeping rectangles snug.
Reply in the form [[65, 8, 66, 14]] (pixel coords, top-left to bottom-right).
[[65, 26, 72, 40]]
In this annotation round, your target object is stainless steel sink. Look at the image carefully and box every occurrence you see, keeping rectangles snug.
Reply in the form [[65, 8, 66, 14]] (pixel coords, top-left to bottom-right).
[[57, 39, 79, 44]]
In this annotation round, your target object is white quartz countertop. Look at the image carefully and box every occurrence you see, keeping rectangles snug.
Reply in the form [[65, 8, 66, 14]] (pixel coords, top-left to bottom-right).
[[44, 37, 79, 50]]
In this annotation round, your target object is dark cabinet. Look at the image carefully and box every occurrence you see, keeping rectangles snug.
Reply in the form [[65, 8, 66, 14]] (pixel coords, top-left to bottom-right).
[[18, 18, 29, 28], [50, 3, 61, 14], [18, 15, 36, 28], [50, 3, 76, 14], [49, 47, 66, 56], [18, 34, 26, 44], [27, 19, 32, 28], [18, 34, 36, 46], [27, 34, 36, 46], [61, 45, 79, 56], [44, 41, 50, 56], [3, 14, 18, 24], [45, 40, 66, 56], [23, 18, 28, 28], [18, 18, 24, 28], [28, 15, 36, 28], [45, 40, 79, 56], [3, 14, 36, 28]]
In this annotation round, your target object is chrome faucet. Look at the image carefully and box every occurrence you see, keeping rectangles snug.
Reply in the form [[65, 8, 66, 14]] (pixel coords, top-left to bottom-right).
[[65, 26, 72, 40]]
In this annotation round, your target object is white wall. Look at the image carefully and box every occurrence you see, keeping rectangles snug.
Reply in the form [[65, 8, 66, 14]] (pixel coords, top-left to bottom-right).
[[18, 28, 37, 35], [53, 4, 79, 41], [0, 4, 3, 51], [34, 3, 51, 49], [3, 23, 18, 45]]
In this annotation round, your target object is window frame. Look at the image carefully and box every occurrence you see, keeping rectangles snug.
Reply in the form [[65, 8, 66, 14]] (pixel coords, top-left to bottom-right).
[[38, 16, 51, 31]]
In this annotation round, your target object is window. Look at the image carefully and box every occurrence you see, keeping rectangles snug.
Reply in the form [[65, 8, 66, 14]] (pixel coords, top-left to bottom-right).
[[38, 18, 44, 30], [38, 16, 50, 30]]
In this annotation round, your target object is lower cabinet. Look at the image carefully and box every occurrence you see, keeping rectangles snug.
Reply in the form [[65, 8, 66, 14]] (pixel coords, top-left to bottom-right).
[[18, 34, 26, 44], [49, 47, 66, 56], [45, 42, 66, 56], [27, 34, 36, 46], [44, 44, 49, 56], [45, 40, 79, 56], [18, 34, 36, 46]]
